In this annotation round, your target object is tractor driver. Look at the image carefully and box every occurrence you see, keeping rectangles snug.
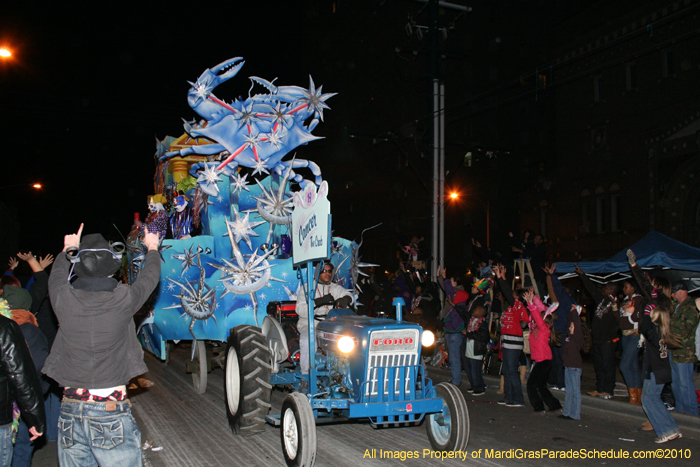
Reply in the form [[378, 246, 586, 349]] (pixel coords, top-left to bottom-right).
[[296, 263, 354, 374]]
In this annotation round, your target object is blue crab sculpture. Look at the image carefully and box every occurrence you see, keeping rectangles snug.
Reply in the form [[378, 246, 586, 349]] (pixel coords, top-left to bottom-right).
[[160, 57, 335, 192]]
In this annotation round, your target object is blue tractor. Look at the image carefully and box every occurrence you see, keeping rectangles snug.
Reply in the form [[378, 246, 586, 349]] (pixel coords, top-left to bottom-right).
[[223, 292, 470, 467]]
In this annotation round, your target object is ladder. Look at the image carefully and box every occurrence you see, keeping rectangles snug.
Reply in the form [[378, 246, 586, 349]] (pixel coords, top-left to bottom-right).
[[512, 258, 540, 297]]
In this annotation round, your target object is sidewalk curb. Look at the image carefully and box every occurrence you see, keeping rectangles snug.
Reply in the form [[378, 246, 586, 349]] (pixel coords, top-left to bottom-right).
[[428, 365, 700, 434]]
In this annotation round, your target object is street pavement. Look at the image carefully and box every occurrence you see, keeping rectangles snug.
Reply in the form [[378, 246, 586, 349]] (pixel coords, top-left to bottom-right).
[[30, 343, 698, 466]]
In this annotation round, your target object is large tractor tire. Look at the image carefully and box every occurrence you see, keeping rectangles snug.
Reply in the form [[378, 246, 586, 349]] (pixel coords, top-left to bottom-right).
[[426, 382, 470, 452], [280, 392, 317, 467], [224, 325, 273, 436]]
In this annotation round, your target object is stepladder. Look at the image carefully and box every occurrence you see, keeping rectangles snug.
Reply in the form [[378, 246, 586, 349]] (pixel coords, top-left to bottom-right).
[[512, 258, 540, 297]]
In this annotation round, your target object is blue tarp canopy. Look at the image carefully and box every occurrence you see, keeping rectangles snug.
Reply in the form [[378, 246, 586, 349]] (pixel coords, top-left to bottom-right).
[[555, 231, 700, 274], [554, 231, 700, 291]]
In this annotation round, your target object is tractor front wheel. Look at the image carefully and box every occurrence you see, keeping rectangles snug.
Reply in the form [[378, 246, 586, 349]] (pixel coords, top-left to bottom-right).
[[280, 392, 317, 467], [426, 382, 470, 452]]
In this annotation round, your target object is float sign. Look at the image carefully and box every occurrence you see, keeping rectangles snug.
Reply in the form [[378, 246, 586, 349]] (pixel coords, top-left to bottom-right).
[[292, 181, 331, 266]]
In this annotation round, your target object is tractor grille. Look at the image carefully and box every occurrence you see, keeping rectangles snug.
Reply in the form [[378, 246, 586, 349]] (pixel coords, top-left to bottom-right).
[[365, 329, 420, 397]]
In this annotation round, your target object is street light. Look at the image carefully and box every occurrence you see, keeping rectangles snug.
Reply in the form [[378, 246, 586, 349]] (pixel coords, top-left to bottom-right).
[[0, 48, 11, 58], [448, 190, 490, 248], [0, 183, 43, 191]]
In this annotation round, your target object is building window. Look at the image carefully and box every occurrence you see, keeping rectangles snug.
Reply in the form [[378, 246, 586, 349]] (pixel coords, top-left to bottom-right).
[[663, 49, 674, 78], [595, 186, 606, 234], [594, 74, 603, 102], [625, 62, 637, 90], [610, 183, 621, 232]]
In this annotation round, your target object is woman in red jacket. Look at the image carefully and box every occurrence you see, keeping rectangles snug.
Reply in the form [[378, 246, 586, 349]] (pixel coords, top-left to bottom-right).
[[494, 264, 529, 408]]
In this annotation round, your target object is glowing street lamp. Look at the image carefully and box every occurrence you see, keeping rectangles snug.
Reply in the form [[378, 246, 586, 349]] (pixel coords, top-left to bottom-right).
[[0, 48, 11, 58], [0, 183, 43, 191]]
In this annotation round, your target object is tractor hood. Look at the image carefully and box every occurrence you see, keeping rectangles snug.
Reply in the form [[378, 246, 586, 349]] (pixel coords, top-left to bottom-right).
[[316, 309, 423, 351]]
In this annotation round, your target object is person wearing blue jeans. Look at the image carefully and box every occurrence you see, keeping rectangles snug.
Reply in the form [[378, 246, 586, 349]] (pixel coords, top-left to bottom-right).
[[441, 275, 468, 386], [494, 264, 528, 407], [642, 373, 682, 441], [502, 347, 525, 406], [43, 226, 161, 467], [563, 368, 582, 419], [445, 332, 464, 386], [668, 282, 699, 416], [619, 333, 642, 398], [1, 423, 14, 467], [669, 354, 698, 416], [58, 399, 142, 467], [561, 304, 584, 420]]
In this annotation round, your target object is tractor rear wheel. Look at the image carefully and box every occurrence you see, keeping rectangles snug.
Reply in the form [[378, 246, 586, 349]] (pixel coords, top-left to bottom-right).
[[426, 382, 470, 452], [224, 325, 272, 436]]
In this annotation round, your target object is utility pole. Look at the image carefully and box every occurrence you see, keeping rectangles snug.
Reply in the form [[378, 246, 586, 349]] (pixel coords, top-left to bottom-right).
[[407, 0, 471, 283]]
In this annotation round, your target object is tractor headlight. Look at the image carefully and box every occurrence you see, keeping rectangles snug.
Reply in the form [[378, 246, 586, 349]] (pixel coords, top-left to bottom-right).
[[338, 336, 355, 353], [422, 331, 435, 347]]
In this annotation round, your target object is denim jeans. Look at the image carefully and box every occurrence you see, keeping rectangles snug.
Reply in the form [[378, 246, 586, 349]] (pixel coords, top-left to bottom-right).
[[45, 388, 62, 442], [502, 347, 525, 405], [642, 374, 681, 438], [563, 367, 582, 420], [58, 399, 142, 467], [11, 420, 34, 467], [619, 334, 641, 389], [445, 332, 464, 385], [669, 353, 699, 416], [1, 422, 13, 467], [465, 357, 485, 392]]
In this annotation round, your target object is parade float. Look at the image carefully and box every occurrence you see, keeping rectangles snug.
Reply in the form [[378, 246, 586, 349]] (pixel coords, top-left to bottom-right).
[[129, 57, 469, 467]]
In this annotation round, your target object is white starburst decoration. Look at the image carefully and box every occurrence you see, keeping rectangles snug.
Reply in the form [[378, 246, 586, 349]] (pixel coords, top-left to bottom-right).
[[298, 75, 336, 121], [264, 128, 285, 149], [196, 163, 223, 196], [230, 172, 251, 195], [252, 158, 270, 176], [225, 208, 266, 251]]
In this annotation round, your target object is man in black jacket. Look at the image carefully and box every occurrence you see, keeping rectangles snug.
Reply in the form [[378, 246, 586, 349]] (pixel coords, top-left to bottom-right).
[[575, 264, 620, 399], [0, 313, 46, 467]]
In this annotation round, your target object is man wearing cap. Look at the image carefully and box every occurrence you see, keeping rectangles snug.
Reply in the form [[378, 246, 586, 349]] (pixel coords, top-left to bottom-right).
[[43, 224, 160, 466], [669, 281, 699, 416]]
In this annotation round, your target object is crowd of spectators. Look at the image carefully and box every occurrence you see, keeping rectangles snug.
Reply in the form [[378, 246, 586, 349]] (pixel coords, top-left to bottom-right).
[[361, 231, 700, 445]]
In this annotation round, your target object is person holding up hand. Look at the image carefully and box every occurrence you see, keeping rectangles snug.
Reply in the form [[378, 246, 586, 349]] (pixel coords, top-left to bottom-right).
[[43, 224, 161, 466]]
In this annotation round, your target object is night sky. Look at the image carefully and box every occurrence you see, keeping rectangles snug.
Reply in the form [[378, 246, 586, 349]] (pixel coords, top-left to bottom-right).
[[0, 2, 308, 255]]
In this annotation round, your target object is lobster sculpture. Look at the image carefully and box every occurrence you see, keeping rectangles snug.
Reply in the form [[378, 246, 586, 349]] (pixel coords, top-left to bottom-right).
[[160, 57, 335, 193]]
